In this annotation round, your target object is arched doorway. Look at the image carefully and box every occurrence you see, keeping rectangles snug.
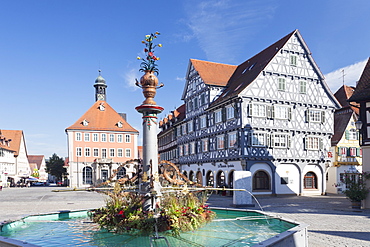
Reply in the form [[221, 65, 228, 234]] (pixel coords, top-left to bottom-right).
[[216, 171, 225, 187], [304, 172, 317, 189], [206, 171, 214, 187], [196, 171, 203, 185], [253, 170, 270, 191], [183, 171, 188, 178], [82, 167, 93, 185], [189, 171, 195, 182], [116, 167, 126, 179]]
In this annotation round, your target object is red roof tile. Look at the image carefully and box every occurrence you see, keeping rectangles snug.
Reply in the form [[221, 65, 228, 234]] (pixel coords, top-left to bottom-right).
[[66, 101, 138, 133], [0, 130, 24, 156]]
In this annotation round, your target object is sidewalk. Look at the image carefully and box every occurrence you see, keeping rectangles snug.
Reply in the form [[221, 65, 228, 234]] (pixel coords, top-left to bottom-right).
[[1, 187, 370, 246]]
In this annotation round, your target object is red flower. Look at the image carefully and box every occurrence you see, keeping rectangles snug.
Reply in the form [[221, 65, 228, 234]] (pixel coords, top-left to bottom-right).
[[144, 48, 148, 52], [148, 52, 154, 57], [118, 210, 124, 215]]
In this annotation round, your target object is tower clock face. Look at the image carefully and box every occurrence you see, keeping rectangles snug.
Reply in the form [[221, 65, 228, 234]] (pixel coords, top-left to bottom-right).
[[97, 94, 105, 100]]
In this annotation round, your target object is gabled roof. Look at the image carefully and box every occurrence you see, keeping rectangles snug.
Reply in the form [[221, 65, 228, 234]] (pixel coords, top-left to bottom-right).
[[334, 85, 359, 115], [65, 101, 138, 133], [331, 111, 355, 146], [210, 30, 296, 106], [27, 155, 44, 170], [159, 104, 185, 128], [182, 60, 237, 100], [0, 130, 24, 156], [349, 57, 370, 102]]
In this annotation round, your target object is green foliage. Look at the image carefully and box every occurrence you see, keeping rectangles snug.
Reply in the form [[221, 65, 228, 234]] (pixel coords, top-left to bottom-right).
[[89, 184, 215, 236], [342, 171, 370, 202], [45, 153, 66, 181]]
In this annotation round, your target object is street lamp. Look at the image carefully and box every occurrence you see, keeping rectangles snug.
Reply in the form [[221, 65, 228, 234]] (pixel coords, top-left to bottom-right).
[[355, 120, 363, 146]]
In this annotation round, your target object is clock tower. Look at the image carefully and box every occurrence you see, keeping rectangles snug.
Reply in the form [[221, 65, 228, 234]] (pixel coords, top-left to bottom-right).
[[94, 70, 107, 101]]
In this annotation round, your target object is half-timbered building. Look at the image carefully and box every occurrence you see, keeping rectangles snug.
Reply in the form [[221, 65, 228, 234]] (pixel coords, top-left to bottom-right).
[[161, 30, 341, 196]]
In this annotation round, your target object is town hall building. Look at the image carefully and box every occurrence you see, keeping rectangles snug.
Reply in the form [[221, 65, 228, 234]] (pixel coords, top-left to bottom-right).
[[65, 72, 139, 188], [158, 30, 341, 196]]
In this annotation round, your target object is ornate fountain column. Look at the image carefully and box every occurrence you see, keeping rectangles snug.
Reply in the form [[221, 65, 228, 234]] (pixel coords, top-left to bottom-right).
[[135, 71, 164, 202]]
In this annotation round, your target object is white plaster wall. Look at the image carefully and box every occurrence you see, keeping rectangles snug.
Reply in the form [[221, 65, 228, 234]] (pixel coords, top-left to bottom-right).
[[275, 164, 300, 195], [326, 166, 338, 194], [362, 146, 370, 208]]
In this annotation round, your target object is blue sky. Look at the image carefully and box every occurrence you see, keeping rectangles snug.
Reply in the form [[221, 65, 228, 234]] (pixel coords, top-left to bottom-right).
[[1, 0, 370, 159]]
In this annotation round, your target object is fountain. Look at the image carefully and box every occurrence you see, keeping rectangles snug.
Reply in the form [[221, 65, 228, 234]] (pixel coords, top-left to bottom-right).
[[0, 32, 308, 247]]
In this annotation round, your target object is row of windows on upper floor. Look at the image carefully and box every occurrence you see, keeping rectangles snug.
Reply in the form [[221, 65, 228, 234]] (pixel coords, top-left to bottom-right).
[[173, 104, 327, 138], [75, 133, 132, 143], [75, 147, 132, 158], [186, 92, 207, 112], [337, 147, 362, 157], [176, 132, 327, 156]]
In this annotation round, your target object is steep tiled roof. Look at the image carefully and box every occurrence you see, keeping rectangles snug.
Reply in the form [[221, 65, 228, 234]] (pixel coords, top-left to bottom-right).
[[159, 104, 186, 128], [210, 30, 296, 106], [66, 101, 138, 133], [349, 57, 370, 102], [334, 85, 359, 115], [331, 111, 353, 146], [190, 59, 237, 86], [27, 155, 44, 170], [0, 130, 24, 156]]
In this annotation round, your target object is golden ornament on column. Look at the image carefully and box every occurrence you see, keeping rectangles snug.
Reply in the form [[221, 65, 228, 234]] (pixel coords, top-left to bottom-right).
[[140, 70, 159, 105]]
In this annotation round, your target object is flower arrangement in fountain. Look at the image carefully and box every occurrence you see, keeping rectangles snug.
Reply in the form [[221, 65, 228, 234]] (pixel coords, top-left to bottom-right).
[[89, 183, 215, 236], [137, 32, 162, 75]]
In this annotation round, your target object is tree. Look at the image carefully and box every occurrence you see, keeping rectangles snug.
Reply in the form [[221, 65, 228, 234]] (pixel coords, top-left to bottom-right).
[[45, 153, 66, 181]]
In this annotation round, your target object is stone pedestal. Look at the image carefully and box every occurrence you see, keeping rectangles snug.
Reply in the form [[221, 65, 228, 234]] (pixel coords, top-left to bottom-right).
[[233, 171, 253, 206]]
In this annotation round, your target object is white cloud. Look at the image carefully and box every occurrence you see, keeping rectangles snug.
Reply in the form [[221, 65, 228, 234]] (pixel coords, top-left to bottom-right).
[[324, 59, 367, 93], [184, 0, 276, 63], [122, 68, 141, 91], [176, 76, 185, 81]]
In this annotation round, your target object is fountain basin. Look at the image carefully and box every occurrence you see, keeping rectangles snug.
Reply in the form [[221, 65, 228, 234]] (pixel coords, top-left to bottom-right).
[[0, 208, 307, 247]]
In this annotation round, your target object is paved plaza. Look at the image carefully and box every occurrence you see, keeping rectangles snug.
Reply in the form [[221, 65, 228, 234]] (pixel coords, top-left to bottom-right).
[[1, 186, 370, 246]]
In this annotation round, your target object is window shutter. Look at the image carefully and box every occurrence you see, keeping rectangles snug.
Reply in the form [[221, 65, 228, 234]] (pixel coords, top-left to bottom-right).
[[288, 107, 292, 120], [319, 138, 323, 150], [345, 130, 349, 140], [347, 147, 351, 156], [249, 103, 253, 116], [206, 115, 209, 127], [248, 132, 252, 146], [321, 111, 326, 123], [234, 104, 238, 118], [267, 105, 272, 118], [287, 135, 291, 148], [306, 109, 309, 122], [222, 108, 226, 122], [270, 134, 274, 147], [224, 134, 228, 149]]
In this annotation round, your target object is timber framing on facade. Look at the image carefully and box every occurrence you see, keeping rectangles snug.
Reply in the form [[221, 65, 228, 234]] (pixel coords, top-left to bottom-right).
[[158, 29, 341, 196]]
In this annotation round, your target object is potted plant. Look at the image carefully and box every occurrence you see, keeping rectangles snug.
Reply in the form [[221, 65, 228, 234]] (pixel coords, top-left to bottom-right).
[[342, 171, 370, 209]]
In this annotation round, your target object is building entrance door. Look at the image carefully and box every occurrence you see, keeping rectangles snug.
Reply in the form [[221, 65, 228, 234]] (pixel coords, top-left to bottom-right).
[[101, 170, 108, 182]]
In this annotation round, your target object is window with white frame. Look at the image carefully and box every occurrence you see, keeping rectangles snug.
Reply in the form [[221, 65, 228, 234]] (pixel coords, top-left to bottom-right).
[[271, 134, 290, 148], [110, 148, 115, 157], [102, 148, 107, 158], [76, 147, 82, 157], [202, 139, 208, 152], [188, 120, 193, 133], [85, 147, 91, 157], [249, 103, 267, 117], [290, 55, 297, 66], [101, 133, 107, 142], [226, 106, 234, 120], [200, 94, 206, 105], [117, 148, 123, 157], [179, 145, 183, 156], [84, 133, 90, 142], [184, 144, 189, 155], [93, 133, 98, 142], [228, 132, 237, 148], [200, 116, 207, 129], [76, 132, 82, 141], [93, 148, 99, 157], [125, 149, 131, 157], [346, 129, 358, 140], [125, 134, 131, 143], [305, 136, 322, 150], [308, 109, 324, 123], [217, 135, 225, 149], [273, 105, 291, 120], [117, 134, 123, 143], [250, 132, 268, 147], [215, 109, 222, 123], [182, 124, 187, 135], [299, 81, 306, 94], [349, 147, 357, 157], [278, 78, 286, 91], [190, 142, 195, 154], [109, 134, 115, 142]]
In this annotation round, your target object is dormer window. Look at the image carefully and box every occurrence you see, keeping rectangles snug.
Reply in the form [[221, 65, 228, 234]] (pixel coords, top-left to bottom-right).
[[99, 103, 105, 111], [117, 121, 123, 128], [82, 119, 89, 126]]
